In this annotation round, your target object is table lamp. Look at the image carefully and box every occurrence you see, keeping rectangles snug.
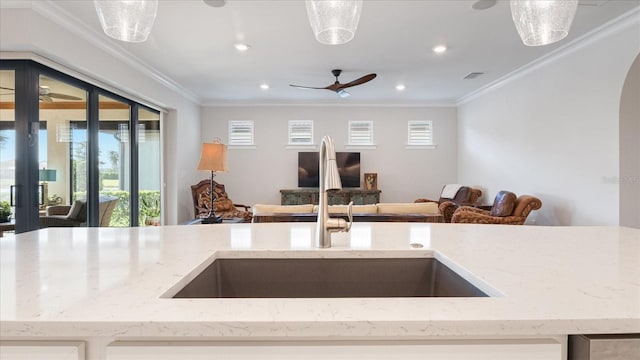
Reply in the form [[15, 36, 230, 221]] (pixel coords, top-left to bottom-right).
[[197, 140, 228, 224], [39, 168, 56, 208]]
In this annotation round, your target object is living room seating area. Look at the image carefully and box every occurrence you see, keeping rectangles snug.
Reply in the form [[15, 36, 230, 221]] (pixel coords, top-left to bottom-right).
[[449, 191, 542, 225]]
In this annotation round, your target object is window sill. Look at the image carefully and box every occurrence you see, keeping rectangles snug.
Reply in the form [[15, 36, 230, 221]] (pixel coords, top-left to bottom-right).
[[286, 144, 317, 150], [228, 145, 257, 150], [345, 144, 377, 150], [405, 144, 437, 150]]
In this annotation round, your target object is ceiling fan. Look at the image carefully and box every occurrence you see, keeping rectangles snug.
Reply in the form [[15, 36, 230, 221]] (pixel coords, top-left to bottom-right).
[[0, 85, 83, 102], [290, 69, 377, 98]]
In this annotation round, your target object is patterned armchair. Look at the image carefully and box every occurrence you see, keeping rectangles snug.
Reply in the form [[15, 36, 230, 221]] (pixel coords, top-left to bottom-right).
[[191, 179, 252, 222], [451, 191, 542, 225], [415, 184, 482, 222]]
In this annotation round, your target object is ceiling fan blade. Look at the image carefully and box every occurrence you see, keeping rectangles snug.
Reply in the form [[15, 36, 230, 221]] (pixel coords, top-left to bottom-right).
[[289, 84, 327, 90], [0, 86, 15, 91], [337, 73, 377, 90], [48, 92, 82, 101], [40, 95, 53, 103]]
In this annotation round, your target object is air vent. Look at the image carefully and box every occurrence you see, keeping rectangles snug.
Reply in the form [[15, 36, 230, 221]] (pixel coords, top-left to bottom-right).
[[464, 72, 485, 80]]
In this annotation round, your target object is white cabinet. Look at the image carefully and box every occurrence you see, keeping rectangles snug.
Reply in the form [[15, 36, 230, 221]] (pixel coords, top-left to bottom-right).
[[0, 342, 84, 360], [108, 340, 562, 360]]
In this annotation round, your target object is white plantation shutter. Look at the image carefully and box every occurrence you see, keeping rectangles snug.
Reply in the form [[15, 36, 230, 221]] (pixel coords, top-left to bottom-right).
[[348, 121, 373, 145], [288, 120, 314, 145], [228, 120, 254, 146], [408, 120, 433, 145]]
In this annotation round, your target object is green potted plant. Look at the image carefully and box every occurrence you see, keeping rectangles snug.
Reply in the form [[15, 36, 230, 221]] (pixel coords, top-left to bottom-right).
[[0, 201, 12, 223], [141, 196, 160, 226]]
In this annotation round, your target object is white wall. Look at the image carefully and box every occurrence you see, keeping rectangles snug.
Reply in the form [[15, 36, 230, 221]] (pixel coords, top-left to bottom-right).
[[201, 106, 458, 206], [457, 17, 640, 226], [0, 6, 202, 225]]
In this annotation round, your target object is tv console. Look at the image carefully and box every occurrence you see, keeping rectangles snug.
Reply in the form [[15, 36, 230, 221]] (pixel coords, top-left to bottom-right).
[[280, 189, 381, 205]]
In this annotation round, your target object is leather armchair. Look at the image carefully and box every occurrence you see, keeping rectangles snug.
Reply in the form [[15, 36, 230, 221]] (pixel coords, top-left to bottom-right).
[[451, 191, 542, 225], [191, 179, 252, 222], [415, 185, 482, 222]]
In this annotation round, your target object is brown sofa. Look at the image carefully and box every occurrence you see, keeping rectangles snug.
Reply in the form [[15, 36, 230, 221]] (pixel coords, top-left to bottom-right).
[[450, 191, 542, 225]]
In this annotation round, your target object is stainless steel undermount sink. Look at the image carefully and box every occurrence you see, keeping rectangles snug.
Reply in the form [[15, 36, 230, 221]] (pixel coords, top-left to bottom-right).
[[173, 257, 488, 298]]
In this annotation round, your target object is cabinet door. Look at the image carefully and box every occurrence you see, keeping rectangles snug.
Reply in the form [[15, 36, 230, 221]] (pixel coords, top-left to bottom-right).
[[350, 193, 366, 205], [107, 340, 561, 360], [281, 191, 316, 205], [351, 191, 379, 205], [0, 342, 83, 360], [328, 192, 349, 205]]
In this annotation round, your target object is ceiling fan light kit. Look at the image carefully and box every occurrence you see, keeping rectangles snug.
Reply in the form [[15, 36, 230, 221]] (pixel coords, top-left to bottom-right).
[[94, 0, 158, 43], [510, 0, 579, 46], [305, 0, 363, 45]]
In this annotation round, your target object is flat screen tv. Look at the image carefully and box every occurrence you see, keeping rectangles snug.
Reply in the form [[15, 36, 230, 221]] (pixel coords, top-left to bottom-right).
[[298, 152, 361, 188]]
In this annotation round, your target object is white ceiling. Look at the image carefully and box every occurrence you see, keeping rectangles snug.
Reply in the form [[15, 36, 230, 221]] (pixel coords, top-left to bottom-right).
[[20, 0, 640, 105]]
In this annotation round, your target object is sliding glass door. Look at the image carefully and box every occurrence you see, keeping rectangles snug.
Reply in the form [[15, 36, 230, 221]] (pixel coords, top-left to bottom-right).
[[0, 70, 16, 225], [39, 74, 88, 226], [138, 107, 161, 226], [0, 60, 161, 233]]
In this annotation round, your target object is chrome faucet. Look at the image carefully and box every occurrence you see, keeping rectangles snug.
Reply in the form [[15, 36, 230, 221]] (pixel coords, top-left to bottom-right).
[[317, 135, 353, 248]]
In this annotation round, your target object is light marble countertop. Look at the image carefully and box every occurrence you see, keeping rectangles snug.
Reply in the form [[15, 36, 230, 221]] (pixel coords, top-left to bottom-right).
[[0, 223, 638, 339]]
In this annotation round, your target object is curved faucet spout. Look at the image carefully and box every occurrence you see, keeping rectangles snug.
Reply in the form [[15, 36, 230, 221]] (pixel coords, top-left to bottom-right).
[[317, 136, 352, 248]]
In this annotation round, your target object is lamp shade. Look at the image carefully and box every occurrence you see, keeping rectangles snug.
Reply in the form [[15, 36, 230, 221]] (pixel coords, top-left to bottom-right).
[[197, 143, 228, 172], [39, 169, 57, 182], [94, 0, 158, 43], [510, 0, 578, 46], [305, 0, 363, 45]]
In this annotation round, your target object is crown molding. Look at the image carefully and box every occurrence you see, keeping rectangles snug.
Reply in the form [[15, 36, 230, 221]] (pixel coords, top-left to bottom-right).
[[456, 6, 640, 106], [26, 0, 199, 104], [201, 100, 457, 108], [1, 51, 169, 113]]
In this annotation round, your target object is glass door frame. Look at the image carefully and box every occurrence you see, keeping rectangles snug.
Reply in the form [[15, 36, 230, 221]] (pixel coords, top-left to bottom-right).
[[1, 59, 159, 233]]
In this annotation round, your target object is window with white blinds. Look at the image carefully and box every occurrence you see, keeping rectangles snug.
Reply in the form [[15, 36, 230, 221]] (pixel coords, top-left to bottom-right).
[[348, 121, 374, 146], [288, 120, 314, 145], [407, 120, 433, 146], [228, 120, 254, 146]]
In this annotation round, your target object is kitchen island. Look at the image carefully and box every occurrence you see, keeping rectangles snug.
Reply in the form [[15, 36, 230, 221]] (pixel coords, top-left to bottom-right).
[[1, 223, 638, 359]]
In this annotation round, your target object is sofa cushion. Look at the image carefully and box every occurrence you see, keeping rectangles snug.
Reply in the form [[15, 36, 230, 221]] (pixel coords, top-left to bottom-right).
[[376, 202, 439, 214], [252, 204, 314, 215], [312, 204, 378, 214], [489, 191, 517, 217]]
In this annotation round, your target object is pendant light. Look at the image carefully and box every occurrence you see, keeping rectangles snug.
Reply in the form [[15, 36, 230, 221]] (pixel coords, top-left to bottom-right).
[[305, 0, 363, 45], [510, 0, 578, 46], [94, 0, 158, 43]]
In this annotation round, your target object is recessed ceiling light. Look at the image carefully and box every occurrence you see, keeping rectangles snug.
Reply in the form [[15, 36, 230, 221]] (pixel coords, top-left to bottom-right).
[[260, 84, 269, 90], [433, 45, 447, 54], [395, 84, 406, 91], [234, 43, 250, 52]]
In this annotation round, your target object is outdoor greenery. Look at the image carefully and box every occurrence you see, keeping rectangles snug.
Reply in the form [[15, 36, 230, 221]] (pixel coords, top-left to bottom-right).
[[73, 190, 160, 227], [0, 201, 11, 222]]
